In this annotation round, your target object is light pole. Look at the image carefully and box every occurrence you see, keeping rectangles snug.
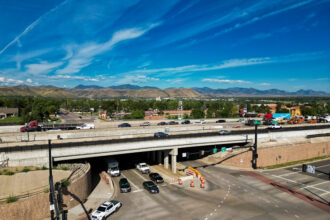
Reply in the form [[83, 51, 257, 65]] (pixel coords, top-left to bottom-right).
[[48, 140, 60, 220]]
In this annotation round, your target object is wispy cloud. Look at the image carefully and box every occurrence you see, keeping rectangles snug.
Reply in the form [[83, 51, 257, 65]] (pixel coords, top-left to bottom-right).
[[56, 23, 160, 74], [260, 82, 271, 86], [119, 51, 326, 76], [202, 78, 251, 84], [0, 0, 69, 55]]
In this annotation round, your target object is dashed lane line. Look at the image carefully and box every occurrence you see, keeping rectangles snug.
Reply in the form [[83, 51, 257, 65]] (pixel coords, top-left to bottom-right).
[[132, 169, 149, 181], [121, 172, 140, 191]]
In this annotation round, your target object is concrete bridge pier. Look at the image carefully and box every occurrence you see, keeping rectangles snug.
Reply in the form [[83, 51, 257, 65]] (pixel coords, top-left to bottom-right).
[[157, 151, 162, 164], [163, 150, 169, 169], [151, 151, 156, 163], [170, 148, 178, 174]]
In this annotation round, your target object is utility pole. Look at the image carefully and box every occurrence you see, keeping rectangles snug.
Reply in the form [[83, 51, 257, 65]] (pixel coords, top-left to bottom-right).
[[48, 140, 60, 220], [252, 121, 261, 169]]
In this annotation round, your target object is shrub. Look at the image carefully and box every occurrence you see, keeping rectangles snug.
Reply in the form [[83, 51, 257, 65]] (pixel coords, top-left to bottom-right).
[[6, 195, 18, 203], [61, 179, 70, 188], [42, 166, 47, 170], [61, 166, 68, 171], [3, 170, 14, 176], [44, 188, 49, 193], [22, 167, 30, 172]]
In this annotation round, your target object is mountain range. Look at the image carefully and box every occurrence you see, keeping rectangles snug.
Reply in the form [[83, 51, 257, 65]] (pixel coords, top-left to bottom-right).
[[0, 84, 328, 99]]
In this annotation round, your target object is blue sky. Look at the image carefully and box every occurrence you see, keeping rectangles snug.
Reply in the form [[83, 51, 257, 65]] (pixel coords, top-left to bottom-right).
[[0, 0, 329, 92]]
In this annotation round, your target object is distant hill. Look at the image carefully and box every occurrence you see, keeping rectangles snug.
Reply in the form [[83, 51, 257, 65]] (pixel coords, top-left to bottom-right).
[[193, 87, 329, 96], [0, 85, 328, 99]]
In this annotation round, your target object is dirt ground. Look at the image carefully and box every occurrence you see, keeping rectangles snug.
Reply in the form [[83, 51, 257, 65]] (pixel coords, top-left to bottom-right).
[[0, 170, 71, 197]]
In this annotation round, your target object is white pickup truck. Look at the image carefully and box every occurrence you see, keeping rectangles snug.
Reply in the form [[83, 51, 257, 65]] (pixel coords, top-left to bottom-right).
[[136, 162, 150, 174]]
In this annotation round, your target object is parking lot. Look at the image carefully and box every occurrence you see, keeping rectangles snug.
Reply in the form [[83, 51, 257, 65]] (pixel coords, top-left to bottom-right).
[[262, 159, 330, 203]]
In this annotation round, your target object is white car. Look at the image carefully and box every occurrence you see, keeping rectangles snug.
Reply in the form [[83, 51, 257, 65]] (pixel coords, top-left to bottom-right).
[[91, 200, 122, 220], [268, 124, 282, 129], [76, 123, 95, 129], [194, 120, 206, 124], [136, 162, 150, 174]]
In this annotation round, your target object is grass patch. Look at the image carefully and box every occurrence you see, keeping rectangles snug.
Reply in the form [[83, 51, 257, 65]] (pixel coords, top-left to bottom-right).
[[3, 170, 14, 176], [6, 195, 18, 203], [44, 188, 49, 193], [261, 155, 330, 170], [0, 116, 23, 124], [42, 166, 48, 170]]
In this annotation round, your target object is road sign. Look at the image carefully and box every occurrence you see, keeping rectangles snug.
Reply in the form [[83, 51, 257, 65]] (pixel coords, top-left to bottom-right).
[[306, 165, 315, 174], [213, 148, 217, 154], [221, 147, 226, 152], [254, 120, 262, 125]]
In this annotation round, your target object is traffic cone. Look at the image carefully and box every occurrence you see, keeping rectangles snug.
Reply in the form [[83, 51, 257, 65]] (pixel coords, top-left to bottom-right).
[[190, 180, 194, 187], [178, 178, 182, 185]]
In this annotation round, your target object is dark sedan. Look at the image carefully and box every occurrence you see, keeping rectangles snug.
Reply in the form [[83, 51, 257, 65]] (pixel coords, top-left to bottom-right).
[[119, 178, 131, 193], [181, 120, 191, 124], [154, 132, 169, 138], [143, 181, 159, 194], [149, 173, 164, 184], [118, 123, 131, 128], [216, 119, 226, 123], [157, 121, 168, 126], [168, 121, 178, 125]]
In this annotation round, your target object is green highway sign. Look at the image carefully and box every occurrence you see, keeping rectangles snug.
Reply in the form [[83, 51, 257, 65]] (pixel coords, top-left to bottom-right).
[[254, 120, 262, 125]]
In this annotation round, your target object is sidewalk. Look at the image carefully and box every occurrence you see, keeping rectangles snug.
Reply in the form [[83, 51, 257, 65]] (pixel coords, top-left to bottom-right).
[[67, 172, 114, 220]]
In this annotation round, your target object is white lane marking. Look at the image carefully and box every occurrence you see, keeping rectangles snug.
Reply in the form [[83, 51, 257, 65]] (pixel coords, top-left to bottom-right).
[[272, 175, 330, 194], [278, 171, 302, 177], [320, 191, 330, 196], [132, 169, 149, 181], [132, 189, 143, 193], [302, 181, 329, 188], [316, 164, 330, 168], [284, 209, 289, 213], [121, 172, 140, 190], [295, 214, 300, 218]]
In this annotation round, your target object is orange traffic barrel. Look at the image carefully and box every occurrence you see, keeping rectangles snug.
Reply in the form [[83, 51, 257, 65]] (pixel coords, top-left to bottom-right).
[[200, 182, 205, 188], [190, 180, 195, 187]]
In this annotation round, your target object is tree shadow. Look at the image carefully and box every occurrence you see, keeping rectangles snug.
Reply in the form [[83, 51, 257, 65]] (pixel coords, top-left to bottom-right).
[[62, 187, 92, 220]]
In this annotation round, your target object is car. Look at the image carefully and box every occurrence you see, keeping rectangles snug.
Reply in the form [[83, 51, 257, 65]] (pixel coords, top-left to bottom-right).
[[157, 121, 168, 126], [143, 181, 159, 194], [118, 123, 131, 128], [91, 200, 122, 220], [237, 119, 245, 122], [154, 132, 169, 138], [181, 120, 191, 124], [195, 120, 206, 124], [119, 178, 131, 193], [136, 162, 150, 174], [234, 125, 241, 128], [219, 130, 231, 135], [149, 173, 164, 184], [216, 119, 226, 123], [76, 123, 95, 129], [140, 121, 150, 126], [168, 121, 178, 125], [268, 124, 282, 129]]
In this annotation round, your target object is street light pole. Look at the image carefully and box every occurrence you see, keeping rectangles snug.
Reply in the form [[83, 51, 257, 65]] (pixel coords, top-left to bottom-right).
[[252, 124, 258, 169], [48, 140, 60, 220]]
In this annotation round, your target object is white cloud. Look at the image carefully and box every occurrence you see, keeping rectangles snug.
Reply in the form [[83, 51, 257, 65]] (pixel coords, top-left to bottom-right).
[[165, 78, 186, 84], [260, 82, 271, 86], [48, 75, 99, 82], [202, 79, 251, 84], [26, 78, 33, 83], [115, 74, 159, 85], [25, 61, 63, 75], [57, 23, 159, 75], [0, 77, 24, 85]]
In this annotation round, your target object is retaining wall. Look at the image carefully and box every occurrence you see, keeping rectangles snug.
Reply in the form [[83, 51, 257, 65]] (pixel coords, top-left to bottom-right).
[[221, 139, 330, 168], [0, 163, 92, 220]]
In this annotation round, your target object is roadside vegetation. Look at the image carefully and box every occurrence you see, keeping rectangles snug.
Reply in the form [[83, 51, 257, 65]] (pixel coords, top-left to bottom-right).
[[0, 165, 68, 175], [0, 96, 329, 124]]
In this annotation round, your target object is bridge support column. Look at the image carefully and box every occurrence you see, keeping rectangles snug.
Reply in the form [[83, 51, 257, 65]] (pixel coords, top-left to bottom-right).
[[170, 148, 178, 174], [157, 151, 162, 164], [151, 151, 156, 163], [164, 150, 169, 169]]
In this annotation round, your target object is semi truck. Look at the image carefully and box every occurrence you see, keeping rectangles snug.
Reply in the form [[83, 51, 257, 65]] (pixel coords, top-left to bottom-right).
[[106, 157, 120, 177], [20, 120, 85, 132]]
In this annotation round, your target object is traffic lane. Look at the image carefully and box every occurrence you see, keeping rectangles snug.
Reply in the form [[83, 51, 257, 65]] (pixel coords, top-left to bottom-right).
[[113, 169, 219, 220], [182, 160, 330, 219], [262, 159, 330, 202]]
